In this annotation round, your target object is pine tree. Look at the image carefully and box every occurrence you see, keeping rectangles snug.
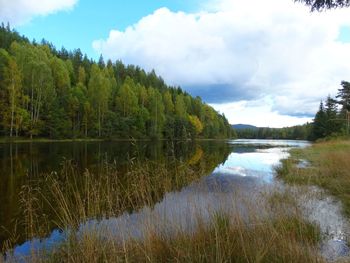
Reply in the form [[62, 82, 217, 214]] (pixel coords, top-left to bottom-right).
[[336, 81, 350, 134], [312, 101, 327, 139], [324, 95, 339, 136], [337, 81, 350, 111]]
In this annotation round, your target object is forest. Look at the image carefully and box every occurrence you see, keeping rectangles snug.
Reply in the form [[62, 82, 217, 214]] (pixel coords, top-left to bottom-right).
[[0, 24, 235, 140], [235, 124, 313, 140]]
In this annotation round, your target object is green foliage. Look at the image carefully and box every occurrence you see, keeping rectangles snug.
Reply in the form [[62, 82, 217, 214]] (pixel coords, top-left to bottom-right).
[[236, 123, 312, 140], [163, 90, 174, 115], [337, 81, 350, 112], [0, 27, 234, 140], [174, 93, 186, 118], [312, 84, 350, 140], [50, 57, 71, 95], [312, 101, 327, 139], [188, 115, 204, 135], [147, 88, 165, 139], [0, 23, 29, 50], [115, 76, 138, 117]]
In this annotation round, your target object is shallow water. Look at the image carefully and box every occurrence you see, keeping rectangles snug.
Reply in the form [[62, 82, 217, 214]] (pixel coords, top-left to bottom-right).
[[295, 186, 350, 261], [2, 139, 349, 262]]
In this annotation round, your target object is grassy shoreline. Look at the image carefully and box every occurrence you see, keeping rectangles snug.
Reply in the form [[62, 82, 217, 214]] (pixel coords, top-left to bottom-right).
[[276, 139, 350, 216]]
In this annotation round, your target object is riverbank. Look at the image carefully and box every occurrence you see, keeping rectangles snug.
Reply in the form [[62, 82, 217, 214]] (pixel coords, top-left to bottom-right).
[[276, 139, 350, 217]]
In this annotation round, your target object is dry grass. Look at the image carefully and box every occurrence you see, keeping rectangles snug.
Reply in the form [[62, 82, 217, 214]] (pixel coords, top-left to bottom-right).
[[38, 213, 321, 263], [276, 140, 350, 216], [2, 158, 326, 262]]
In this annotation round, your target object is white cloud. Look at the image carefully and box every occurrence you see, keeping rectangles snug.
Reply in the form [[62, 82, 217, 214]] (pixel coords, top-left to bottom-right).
[[0, 0, 78, 26], [210, 98, 313, 128], [93, 0, 350, 126]]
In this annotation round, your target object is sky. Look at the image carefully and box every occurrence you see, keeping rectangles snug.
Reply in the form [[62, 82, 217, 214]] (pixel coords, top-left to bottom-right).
[[1, 0, 350, 128]]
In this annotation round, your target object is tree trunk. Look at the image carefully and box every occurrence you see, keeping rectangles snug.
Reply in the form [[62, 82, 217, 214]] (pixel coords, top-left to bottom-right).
[[30, 73, 34, 138], [10, 83, 15, 137], [155, 98, 158, 135], [85, 118, 88, 137], [98, 105, 101, 137], [347, 110, 350, 135]]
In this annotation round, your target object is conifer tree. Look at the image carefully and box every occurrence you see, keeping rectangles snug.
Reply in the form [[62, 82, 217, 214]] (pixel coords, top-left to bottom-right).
[[312, 101, 327, 139]]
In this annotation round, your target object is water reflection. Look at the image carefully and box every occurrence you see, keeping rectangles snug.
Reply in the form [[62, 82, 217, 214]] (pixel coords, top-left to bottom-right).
[[6, 139, 350, 262], [213, 148, 289, 182], [213, 139, 310, 182], [230, 139, 310, 147], [5, 139, 313, 260], [0, 140, 232, 249], [10, 170, 268, 260]]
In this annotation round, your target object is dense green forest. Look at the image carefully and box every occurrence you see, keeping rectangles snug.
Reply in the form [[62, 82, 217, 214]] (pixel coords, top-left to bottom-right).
[[235, 124, 312, 140], [236, 81, 350, 141], [0, 24, 234, 140]]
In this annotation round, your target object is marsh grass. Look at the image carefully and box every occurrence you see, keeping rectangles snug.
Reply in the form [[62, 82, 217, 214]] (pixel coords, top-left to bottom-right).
[[2, 158, 207, 252], [3, 157, 325, 262], [276, 140, 350, 216], [34, 159, 205, 229], [20, 211, 322, 263]]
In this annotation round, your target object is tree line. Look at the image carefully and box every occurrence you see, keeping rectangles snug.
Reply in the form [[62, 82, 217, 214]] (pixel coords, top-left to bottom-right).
[[235, 124, 312, 140], [0, 24, 235, 140], [236, 81, 350, 141]]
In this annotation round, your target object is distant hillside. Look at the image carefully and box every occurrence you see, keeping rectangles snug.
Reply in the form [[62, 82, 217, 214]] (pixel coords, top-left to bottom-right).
[[232, 124, 258, 130]]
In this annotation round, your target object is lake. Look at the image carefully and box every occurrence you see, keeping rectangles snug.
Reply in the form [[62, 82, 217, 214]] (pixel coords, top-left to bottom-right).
[[0, 140, 233, 249], [3, 139, 347, 261]]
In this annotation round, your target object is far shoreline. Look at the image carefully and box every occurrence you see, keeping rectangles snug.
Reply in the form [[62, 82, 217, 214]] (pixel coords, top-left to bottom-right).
[[0, 137, 234, 144]]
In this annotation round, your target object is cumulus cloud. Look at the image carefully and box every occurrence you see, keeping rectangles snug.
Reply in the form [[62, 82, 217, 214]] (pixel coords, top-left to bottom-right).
[[0, 0, 78, 26], [210, 98, 313, 128], [93, 0, 350, 125]]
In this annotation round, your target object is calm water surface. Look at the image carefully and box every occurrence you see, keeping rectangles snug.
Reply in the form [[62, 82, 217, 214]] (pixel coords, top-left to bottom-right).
[[8, 139, 347, 260]]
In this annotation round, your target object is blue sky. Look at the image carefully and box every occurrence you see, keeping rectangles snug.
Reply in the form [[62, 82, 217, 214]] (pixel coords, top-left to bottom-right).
[[1, 0, 350, 127], [339, 26, 350, 43], [16, 0, 199, 59]]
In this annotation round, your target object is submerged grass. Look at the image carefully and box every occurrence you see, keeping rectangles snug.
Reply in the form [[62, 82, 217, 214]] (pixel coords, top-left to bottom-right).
[[3, 156, 325, 262], [38, 213, 321, 263], [276, 140, 350, 216]]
